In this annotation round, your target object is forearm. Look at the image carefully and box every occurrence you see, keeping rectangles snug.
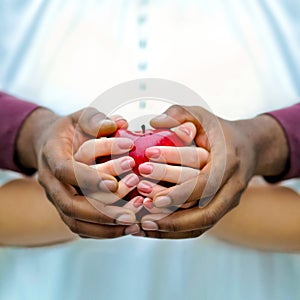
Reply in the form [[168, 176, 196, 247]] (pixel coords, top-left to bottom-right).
[[209, 182, 300, 252], [236, 114, 289, 177], [0, 178, 76, 247]]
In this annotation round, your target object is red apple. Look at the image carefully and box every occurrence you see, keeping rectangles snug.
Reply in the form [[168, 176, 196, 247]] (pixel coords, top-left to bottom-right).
[[114, 125, 184, 175], [96, 125, 184, 200]]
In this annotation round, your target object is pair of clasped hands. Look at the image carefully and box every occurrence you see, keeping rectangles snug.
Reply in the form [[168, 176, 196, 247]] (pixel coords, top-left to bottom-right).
[[73, 109, 209, 238], [36, 104, 249, 239]]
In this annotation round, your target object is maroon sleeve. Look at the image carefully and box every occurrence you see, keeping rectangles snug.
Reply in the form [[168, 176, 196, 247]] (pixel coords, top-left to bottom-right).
[[0, 91, 39, 174], [265, 102, 300, 182]]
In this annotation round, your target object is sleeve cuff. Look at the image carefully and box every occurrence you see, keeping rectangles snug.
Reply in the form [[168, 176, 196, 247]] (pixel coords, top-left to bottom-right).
[[264, 103, 300, 183], [0, 91, 40, 175]]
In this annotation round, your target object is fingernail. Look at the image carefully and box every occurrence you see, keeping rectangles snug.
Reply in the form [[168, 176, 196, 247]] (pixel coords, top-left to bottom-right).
[[99, 180, 117, 192], [116, 119, 127, 129], [146, 148, 161, 159], [139, 163, 153, 175], [142, 221, 158, 231], [124, 174, 139, 187], [112, 115, 125, 122], [138, 181, 153, 194], [154, 196, 172, 207], [125, 224, 140, 235], [117, 139, 133, 150], [143, 198, 154, 209], [178, 125, 191, 136], [98, 119, 115, 127], [116, 214, 135, 225], [120, 158, 135, 171], [133, 196, 144, 208], [153, 114, 168, 122]]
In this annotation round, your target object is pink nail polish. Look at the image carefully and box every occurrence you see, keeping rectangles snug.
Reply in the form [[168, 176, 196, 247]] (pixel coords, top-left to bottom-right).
[[139, 163, 153, 175], [138, 181, 153, 194], [133, 196, 144, 208], [143, 198, 154, 209], [124, 174, 139, 187], [146, 148, 161, 159], [120, 158, 135, 170], [178, 125, 191, 136], [117, 139, 133, 150]]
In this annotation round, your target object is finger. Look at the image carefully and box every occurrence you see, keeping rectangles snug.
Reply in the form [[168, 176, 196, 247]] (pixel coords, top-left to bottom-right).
[[137, 181, 166, 198], [172, 122, 197, 145], [145, 146, 208, 169], [150, 105, 188, 128], [141, 175, 244, 233], [150, 105, 211, 149], [143, 229, 205, 239], [151, 149, 236, 207], [74, 107, 117, 137], [123, 196, 145, 214], [88, 173, 139, 205], [111, 115, 129, 129], [74, 138, 134, 164], [43, 139, 118, 193], [60, 214, 128, 238], [92, 156, 135, 177], [142, 197, 174, 214], [142, 193, 196, 210], [39, 168, 135, 225], [139, 162, 200, 184], [87, 196, 139, 225], [150, 105, 195, 128], [141, 207, 212, 232]]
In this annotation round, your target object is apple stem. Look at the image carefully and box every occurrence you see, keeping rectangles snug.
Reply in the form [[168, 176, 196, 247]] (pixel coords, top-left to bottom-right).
[[141, 124, 146, 134]]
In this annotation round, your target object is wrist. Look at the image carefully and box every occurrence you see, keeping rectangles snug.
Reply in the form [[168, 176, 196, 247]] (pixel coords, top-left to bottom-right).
[[16, 108, 58, 170], [241, 115, 289, 177]]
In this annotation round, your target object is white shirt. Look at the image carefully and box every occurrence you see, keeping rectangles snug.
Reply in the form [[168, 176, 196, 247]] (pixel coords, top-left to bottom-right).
[[0, 1, 300, 300]]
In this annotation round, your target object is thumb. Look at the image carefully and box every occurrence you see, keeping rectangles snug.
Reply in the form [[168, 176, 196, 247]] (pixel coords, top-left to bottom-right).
[[72, 107, 117, 137], [150, 105, 191, 128]]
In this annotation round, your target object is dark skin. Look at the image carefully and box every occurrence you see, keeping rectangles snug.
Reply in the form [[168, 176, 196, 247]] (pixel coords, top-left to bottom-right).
[[16, 107, 140, 238], [15, 104, 289, 240], [139, 105, 289, 238]]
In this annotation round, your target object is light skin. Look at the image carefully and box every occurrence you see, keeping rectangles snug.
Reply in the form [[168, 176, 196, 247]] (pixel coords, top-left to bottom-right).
[[73, 121, 208, 229], [1, 177, 300, 252], [15, 106, 204, 238], [0, 121, 207, 245], [2, 108, 300, 250], [13, 104, 293, 241]]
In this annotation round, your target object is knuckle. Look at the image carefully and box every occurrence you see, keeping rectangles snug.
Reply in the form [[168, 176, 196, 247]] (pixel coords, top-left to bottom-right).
[[234, 178, 247, 195], [52, 161, 67, 181], [226, 151, 240, 171], [202, 209, 219, 228], [59, 200, 73, 217]]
